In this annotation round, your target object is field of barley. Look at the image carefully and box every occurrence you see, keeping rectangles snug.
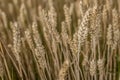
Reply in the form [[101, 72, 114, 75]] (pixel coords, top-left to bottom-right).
[[0, 0, 120, 80]]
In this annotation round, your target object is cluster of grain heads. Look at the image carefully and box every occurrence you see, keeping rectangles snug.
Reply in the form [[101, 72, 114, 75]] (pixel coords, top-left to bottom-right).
[[0, 0, 120, 80]]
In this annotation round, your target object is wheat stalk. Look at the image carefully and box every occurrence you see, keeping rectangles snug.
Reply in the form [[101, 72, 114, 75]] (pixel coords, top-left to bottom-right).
[[58, 59, 69, 80]]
